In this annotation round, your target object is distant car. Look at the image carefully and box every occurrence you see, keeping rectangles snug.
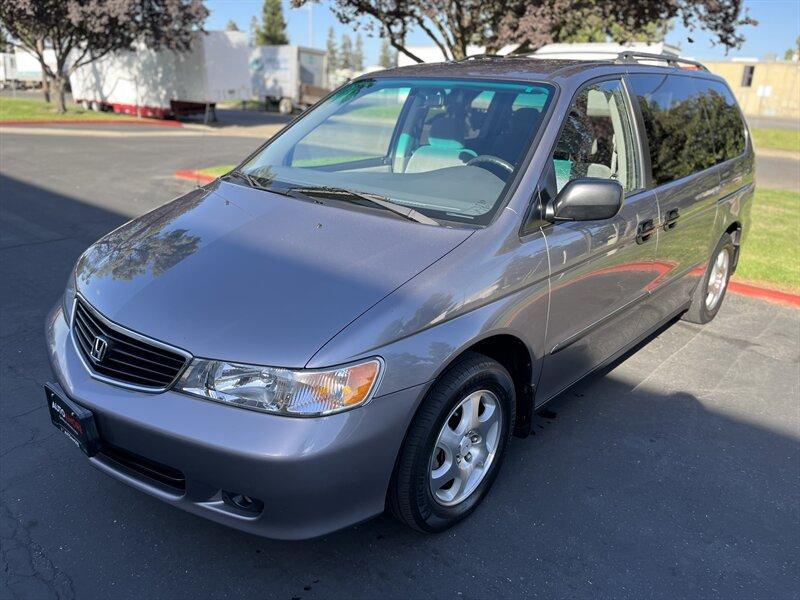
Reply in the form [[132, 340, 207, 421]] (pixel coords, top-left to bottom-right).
[[46, 52, 753, 539]]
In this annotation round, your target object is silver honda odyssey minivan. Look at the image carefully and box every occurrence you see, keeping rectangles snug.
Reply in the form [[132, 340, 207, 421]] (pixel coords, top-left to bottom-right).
[[46, 52, 753, 539]]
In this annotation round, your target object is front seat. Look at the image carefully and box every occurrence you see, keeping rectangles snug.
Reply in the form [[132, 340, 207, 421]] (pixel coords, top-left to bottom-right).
[[404, 117, 476, 173], [486, 107, 541, 163]]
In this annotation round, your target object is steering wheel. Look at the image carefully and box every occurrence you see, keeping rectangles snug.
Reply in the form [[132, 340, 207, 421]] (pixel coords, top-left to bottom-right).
[[466, 155, 514, 175]]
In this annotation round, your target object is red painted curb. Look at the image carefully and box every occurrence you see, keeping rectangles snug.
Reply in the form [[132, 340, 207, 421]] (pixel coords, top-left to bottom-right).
[[174, 169, 216, 184], [729, 281, 800, 307], [0, 118, 183, 128]]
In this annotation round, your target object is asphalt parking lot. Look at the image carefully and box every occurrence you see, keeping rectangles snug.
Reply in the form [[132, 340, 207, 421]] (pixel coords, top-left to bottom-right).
[[1, 129, 799, 599]]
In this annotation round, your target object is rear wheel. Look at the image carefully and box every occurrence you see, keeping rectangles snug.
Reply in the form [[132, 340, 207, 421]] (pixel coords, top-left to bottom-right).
[[683, 233, 734, 324], [278, 98, 293, 115], [389, 352, 515, 533]]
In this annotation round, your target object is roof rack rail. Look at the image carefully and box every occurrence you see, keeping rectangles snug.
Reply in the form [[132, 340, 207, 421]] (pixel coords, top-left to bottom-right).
[[616, 51, 708, 71], [458, 53, 503, 62]]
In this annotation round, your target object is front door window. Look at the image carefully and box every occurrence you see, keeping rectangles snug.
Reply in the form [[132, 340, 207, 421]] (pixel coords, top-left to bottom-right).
[[552, 79, 640, 194]]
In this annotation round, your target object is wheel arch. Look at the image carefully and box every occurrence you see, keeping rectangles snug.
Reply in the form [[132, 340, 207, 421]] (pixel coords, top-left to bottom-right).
[[725, 220, 742, 271], [425, 333, 536, 439]]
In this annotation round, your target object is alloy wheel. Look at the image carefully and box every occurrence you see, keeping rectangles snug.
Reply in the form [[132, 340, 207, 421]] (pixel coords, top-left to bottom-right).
[[429, 390, 503, 506]]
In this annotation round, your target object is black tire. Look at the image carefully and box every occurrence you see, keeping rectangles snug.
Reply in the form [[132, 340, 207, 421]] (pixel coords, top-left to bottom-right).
[[278, 98, 293, 115], [682, 233, 735, 324], [388, 352, 515, 533]]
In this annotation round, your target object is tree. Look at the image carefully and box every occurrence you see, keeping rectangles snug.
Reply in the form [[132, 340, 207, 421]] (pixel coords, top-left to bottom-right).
[[249, 15, 260, 46], [0, 25, 10, 52], [291, 0, 755, 63], [353, 33, 364, 70], [326, 26, 339, 71], [378, 37, 396, 68], [340, 33, 353, 70], [785, 36, 800, 61], [0, 0, 207, 113], [255, 0, 289, 45], [226, 20, 240, 32]]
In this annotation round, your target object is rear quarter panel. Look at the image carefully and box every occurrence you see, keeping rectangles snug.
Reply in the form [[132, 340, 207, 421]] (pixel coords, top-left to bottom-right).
[[716, 147, 756, 247]]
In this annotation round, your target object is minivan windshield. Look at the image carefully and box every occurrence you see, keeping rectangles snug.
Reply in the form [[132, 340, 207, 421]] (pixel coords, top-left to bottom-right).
[[239, 78, 555, 225]]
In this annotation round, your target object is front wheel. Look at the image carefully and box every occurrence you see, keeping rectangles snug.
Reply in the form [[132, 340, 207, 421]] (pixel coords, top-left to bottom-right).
[[683, 233, 734, 324], [389, 352, 515, 533]]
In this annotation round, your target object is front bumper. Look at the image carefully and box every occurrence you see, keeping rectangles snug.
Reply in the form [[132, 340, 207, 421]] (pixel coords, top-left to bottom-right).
[[45, 303, 424, 540]]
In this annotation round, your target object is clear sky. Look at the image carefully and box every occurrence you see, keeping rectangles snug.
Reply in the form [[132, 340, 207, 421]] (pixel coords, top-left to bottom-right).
[[205, 0, 800, 65]]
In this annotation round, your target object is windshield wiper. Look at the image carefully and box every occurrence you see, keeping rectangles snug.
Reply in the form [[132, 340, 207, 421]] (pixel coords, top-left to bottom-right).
[[224, 169, 271, 190], [288, 185, 439, 226], [224, 169, 296, 198]]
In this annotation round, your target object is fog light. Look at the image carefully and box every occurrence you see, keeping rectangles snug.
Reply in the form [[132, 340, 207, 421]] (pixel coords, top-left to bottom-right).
[[222, 490, 264, 515]]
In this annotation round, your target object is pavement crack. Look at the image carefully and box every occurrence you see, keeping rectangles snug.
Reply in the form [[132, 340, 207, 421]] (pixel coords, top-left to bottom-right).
[[0, 498, 76, 599], [0, 236, 75, 252]]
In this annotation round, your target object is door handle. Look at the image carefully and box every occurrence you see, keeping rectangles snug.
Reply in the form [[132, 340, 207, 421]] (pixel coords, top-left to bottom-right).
[[663, 209, 680, 231], [636, 219, 656, 244]]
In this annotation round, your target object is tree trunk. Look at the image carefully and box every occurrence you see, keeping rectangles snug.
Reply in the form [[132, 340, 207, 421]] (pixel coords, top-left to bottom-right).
[[41, 74, 51, 103], [54, 76, 67, 113], [36, 37, 51, 103]]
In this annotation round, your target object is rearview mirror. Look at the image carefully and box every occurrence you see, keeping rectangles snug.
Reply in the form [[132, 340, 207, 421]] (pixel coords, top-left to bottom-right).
[[547, 178, 623, 222]]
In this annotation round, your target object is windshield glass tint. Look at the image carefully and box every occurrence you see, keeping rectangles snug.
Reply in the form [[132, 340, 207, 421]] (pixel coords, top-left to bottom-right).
[[240, 78, 554, 224]]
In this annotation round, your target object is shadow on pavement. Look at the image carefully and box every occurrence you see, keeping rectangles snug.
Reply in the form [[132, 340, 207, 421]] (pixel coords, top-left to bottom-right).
[[1, 175, 797, 599], [180, 107, 293, 129]]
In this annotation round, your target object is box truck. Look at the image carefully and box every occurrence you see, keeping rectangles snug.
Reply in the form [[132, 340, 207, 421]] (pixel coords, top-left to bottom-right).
[[250, 45, 328, 114]]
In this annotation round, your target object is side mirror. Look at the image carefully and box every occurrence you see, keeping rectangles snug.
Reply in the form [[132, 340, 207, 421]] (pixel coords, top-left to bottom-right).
[[546, 178, 623, 222]]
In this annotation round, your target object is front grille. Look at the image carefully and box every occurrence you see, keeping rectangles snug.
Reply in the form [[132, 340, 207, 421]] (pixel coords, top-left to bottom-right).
[[99, 443, 186, 492], [72, 298, 188, 390]]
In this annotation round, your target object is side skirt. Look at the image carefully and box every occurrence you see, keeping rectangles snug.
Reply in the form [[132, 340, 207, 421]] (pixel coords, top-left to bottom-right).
[[532, 300, 692, 412]]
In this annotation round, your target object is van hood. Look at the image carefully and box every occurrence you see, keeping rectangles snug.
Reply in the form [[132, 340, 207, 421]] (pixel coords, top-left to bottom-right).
[[75, 181, 472, 367]]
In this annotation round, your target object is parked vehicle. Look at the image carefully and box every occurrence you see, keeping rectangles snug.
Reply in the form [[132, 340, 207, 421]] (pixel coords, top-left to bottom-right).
[[250, 45, 328, 114], [68, 31, 251, 119], [5, 48, 56, 89], [0, 53, 16, 89], [46, 53, 753, 539]]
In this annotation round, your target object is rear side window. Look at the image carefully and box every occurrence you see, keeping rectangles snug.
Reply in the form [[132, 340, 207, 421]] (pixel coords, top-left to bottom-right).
[[627, 74, 716, 185], [697, 80, 747, 162]]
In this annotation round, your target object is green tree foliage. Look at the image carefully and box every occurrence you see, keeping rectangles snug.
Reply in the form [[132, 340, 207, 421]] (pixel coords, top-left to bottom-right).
[[784, 36, 799, 61], [340, 33, 353, 70], [255, 0, 289, 45], [326, 26, 338, 71], [556, 14, 672, 44], [378, 37, 396, 68], [0, 0, 208, 112], [226, 20, 240, 32], [353, 33, 364, 70], [249, 15, 260, 46], [0, 25, 10, 52], [291, 0, 755, 63]]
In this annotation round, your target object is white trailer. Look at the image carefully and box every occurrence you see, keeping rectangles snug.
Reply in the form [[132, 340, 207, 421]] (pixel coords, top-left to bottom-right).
[[0, 53, 16, 89], [69, 31, 251, 120], [11, 48, 57, 88], [250, 45, 328, 114]]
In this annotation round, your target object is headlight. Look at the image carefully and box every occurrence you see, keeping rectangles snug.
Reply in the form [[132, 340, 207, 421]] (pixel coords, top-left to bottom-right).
[[175, 358, 382, 417], [63, 268, 77, 323]]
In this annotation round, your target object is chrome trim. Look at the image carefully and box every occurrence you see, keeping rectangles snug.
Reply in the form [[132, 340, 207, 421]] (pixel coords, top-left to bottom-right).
[[69, 294, 193, 393]]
